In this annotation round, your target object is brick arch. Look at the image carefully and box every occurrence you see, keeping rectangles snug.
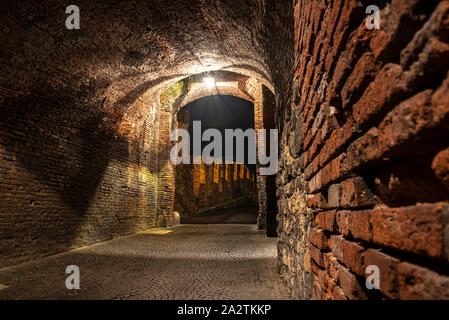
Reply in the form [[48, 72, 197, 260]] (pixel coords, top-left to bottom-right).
[[166, 72, 278, 236], [176, 86, 255, 113], [104, 66, 275, 138], [171, 71, 262, 115]]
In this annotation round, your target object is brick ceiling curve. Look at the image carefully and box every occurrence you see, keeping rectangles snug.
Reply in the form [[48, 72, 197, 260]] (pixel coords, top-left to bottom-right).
[[2, 0, 294, 135]]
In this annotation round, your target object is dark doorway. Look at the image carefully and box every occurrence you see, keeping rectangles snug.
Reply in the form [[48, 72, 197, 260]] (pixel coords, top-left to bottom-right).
[[175, 95, 259, 224], [184, 95, 256, 174]]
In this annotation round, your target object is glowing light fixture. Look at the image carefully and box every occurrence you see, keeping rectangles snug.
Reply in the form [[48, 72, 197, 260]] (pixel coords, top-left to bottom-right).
[[204, 77, 215, 89]]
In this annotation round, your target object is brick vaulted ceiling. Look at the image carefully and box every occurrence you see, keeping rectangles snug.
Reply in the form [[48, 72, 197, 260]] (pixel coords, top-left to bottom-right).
[[1, 0, 294, 134]]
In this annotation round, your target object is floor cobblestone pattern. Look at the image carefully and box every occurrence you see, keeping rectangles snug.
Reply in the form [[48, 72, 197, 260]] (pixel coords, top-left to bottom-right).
[[0, 224, 291, 300]]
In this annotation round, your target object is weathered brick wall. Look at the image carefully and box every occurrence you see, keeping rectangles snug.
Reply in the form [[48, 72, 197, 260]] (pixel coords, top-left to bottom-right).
[[278, 0, 449, 299], [174, 162, 257, 216], [0, 91, 163, 267]]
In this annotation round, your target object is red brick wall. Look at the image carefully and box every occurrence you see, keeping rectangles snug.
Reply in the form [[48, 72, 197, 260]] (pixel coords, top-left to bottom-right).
[[174, 162, 257, 216], [277, 0, 449, 299], [0, 102, 163, 268]]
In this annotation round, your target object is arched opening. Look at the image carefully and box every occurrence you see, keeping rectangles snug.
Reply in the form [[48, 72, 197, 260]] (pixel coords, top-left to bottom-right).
[[156, 70, 279, 236], [174, 95, 258, 224]]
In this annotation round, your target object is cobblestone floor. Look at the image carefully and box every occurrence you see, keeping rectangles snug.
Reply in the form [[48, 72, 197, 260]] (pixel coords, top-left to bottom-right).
[[0, 224, 291, 300]]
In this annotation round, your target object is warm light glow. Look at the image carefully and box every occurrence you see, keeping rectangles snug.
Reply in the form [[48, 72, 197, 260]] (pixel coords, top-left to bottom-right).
[[203, 77, 215, 88]]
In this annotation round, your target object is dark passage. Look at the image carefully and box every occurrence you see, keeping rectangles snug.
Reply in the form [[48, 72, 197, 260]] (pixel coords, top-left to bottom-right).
[[184, 95, 256, 174], [174, 95, 259, 221]]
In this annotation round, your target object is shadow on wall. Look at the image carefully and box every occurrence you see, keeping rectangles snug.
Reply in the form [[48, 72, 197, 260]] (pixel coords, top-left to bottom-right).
[[1, 84, 125, 212], [0, 82, 165, 267]]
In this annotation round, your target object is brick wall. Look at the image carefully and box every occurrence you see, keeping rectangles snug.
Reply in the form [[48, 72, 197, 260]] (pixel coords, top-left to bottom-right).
[[0, 90, 164, 267], [277, 0, 449, 299], [174, 162, 257, 216]]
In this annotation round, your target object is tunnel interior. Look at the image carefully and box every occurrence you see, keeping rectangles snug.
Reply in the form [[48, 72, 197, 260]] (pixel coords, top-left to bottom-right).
[[174, 94, 259, 222], [1, 0, 449, 300]]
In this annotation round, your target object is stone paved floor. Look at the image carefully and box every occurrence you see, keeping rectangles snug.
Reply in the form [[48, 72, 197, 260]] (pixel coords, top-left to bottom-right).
[[0, 224, 291, 300]]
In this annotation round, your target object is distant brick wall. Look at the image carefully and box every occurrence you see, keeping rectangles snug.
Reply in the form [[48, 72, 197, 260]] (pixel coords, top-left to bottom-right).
[[174, 162, 257, 216], [277, 0, 449, 299]]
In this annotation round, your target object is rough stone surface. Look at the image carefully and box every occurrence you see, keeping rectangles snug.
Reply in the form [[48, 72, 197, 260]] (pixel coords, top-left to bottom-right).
[[433, 148, 449, 191]]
